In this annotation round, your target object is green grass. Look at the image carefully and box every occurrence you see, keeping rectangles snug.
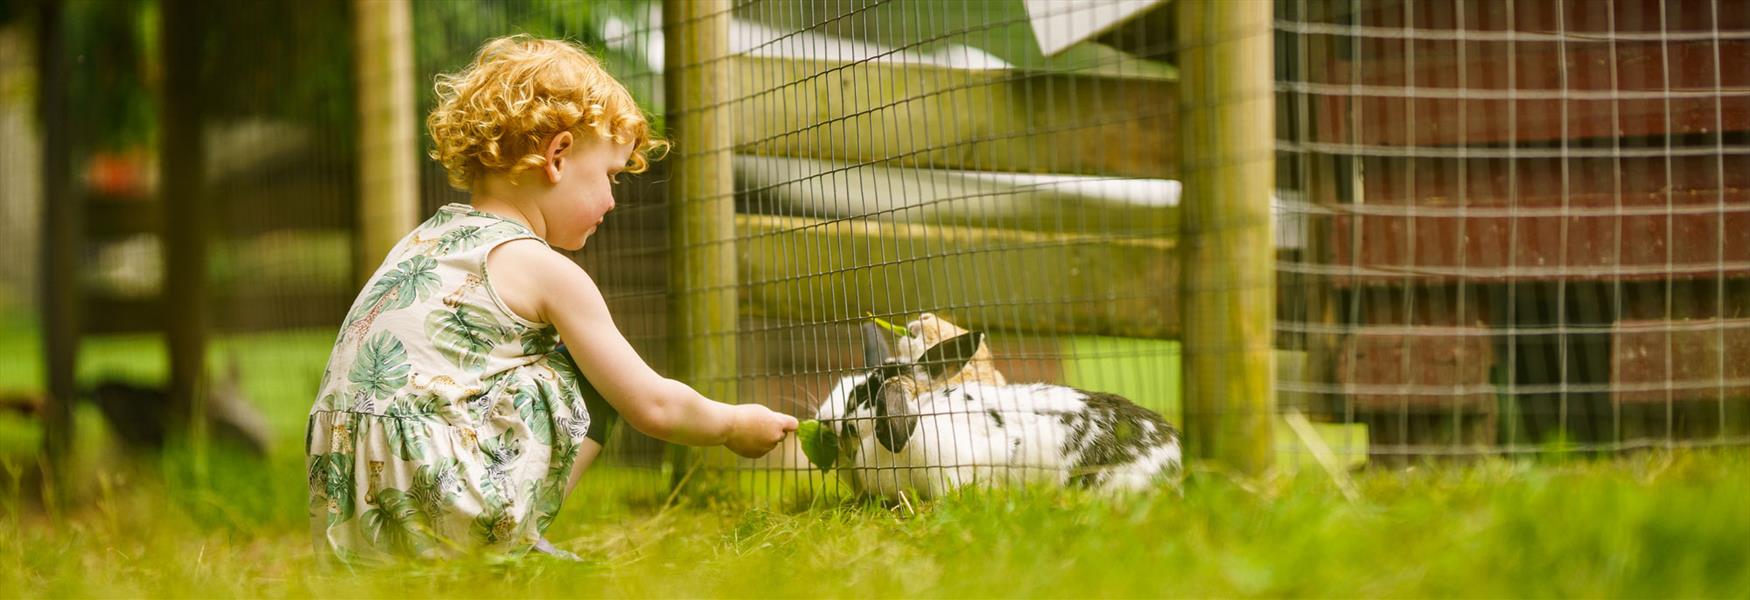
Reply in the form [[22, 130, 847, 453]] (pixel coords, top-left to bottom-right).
[[2, 326, 1747, 597], [1063, 336, 1369, 470], [3, 449, 1746, 597]]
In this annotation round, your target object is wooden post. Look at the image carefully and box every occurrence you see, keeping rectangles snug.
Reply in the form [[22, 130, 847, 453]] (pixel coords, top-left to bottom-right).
[[352, 0, 420, 287], [36, 0, 76, 498], [1178, 0, 1275, 475], [1300, 0, 1343, 422], [161, 0, 210, 448], [664, 0, 736, 487]]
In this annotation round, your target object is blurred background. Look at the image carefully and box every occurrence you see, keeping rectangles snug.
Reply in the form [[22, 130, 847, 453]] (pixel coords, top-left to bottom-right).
[[0, 0, 1745, 505]]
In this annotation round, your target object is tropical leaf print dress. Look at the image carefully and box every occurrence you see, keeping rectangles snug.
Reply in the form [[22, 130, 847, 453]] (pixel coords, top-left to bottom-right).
[[307, 203, 593, 562]]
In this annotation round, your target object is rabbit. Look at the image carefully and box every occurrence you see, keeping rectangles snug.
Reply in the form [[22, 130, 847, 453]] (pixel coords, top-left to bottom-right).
[[816, 323, 1181, 500], [893, 312, 1006, 388]]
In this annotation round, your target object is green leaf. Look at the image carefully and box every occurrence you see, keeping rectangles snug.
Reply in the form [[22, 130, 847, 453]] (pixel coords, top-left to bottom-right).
[[426, 305, 509, 371], [349, 332, 411, 401], [431, 225, 487, 255], [349, 255, 442, 326], [426, 209, 455, 227], [380, 255, 442, 311], [481, 429, 524, 468], [309, 453, 356, 525], [864, 312, 911, 337], [515, 382, 555, 446], [409, 459, 462, 525], [384, 416, 429, 462], [521, 326, 558, 356], [363, 487, 427, 555], [797, 420, 838, 472], [471, 501, 517, 545]]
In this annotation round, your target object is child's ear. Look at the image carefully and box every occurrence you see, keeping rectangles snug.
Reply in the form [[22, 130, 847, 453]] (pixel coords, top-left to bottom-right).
[[543, 131, 575, 183]]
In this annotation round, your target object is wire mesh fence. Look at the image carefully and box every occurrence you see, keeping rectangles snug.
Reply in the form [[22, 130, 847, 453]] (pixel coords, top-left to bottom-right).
[[405, 0, 679, 498], [680, 0, 1750, 499], [1275, 0, 1750, 461], [678, 0, 1198, 501], [1, 0, 1745, 503], [0, 0, 360, 461]]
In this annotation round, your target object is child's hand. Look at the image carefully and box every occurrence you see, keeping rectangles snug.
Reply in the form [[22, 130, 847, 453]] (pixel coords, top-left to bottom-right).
[[725, 404, 800, 458]]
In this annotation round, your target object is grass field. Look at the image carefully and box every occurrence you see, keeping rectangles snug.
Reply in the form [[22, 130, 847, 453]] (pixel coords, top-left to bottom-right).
[[4, 449, 1746, 597], [2, 325, 1747, 597]]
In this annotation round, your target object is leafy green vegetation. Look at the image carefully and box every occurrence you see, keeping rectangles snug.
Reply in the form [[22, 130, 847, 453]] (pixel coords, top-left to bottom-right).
[[796, 419, 838, 472], [2, 328, 1745, 597], [3, 446, 1746, 597]]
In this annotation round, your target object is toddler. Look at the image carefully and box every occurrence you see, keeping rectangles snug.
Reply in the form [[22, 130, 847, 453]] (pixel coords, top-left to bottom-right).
[[306, 34, 796, 563]]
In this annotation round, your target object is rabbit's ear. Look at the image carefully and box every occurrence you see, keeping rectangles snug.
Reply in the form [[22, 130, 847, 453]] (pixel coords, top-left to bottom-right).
[[874, 380, 917, 453], [917, 331, 985, 379], [861, 323, 893, 368]]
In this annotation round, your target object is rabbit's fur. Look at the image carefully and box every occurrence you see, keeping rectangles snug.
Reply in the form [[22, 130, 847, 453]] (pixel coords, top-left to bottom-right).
[[817, 323, 1181, 499]]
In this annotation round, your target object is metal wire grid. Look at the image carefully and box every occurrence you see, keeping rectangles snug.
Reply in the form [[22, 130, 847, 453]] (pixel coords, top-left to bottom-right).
[[409, 0, 678, 497], [669, 0, 1188, 500], [4, 0, 1739, 501], [0, 1, 368, 472], [1274, 0, 1749, 460]]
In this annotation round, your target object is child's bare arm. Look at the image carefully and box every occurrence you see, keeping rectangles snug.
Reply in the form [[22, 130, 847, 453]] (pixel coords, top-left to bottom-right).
[[490, 240, 796, 456]]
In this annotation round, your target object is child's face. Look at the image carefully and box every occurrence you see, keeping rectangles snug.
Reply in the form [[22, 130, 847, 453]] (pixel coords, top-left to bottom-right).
[[543, 135, 634, 251]]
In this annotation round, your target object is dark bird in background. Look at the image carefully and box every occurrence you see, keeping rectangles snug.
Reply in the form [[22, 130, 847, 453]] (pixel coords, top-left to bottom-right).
[[0, 357, 271, 457]]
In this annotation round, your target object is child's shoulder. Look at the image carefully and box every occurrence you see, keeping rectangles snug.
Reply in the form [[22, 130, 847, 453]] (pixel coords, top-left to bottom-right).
[[486, 237, 594, 324], [487, 237, 573, 272]]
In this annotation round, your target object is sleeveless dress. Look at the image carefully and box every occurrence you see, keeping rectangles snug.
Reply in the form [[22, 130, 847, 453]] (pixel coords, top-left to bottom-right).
[[306, 203, 595, 562]]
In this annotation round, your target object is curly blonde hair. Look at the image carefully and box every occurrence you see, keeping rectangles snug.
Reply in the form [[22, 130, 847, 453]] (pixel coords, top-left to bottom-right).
[[426, 35, 668, 191]]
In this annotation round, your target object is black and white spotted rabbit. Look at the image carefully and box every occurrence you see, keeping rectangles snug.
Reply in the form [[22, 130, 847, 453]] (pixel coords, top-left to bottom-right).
[[815, 323, 1182, 499]]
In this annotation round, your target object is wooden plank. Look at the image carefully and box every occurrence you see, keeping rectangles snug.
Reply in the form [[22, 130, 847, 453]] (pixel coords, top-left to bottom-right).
[[1336, 325, 1497, 413], [1327, 155, 1750, 284], [1323, 0, 1747, 35], [1178, 0, 1276, 474], [89, 176, 356, 239], [84, 288, 352, 335], [1309, 0, 1750, 146], [734, 155, 1180, 238], [730, 56, 1178, 179], [736, 214, 1179, 339], [1612, 318, 1750, 404], [1358, 155, 1748, 206], [86, 195, 162, 238], [1314, 41, 1750, 146]]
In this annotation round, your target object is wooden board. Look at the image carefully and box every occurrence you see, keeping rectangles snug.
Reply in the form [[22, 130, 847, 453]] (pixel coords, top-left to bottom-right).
[[736, 214, 1180, 339], [1307, 0, 1750, 146], [1336, 325, 1497, 412], [1612, 318, 1750, 404], [1325, 155, 1750, 284], [731, 56, 1178, 179]]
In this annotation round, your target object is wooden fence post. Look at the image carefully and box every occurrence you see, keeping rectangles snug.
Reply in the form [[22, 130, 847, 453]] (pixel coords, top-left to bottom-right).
[[352, 0, 419, 287], [161, 0, 210, 452], [1178, 0, 1276, 475], [663, 0, 737, 488], [36, 0, 75, 501]]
